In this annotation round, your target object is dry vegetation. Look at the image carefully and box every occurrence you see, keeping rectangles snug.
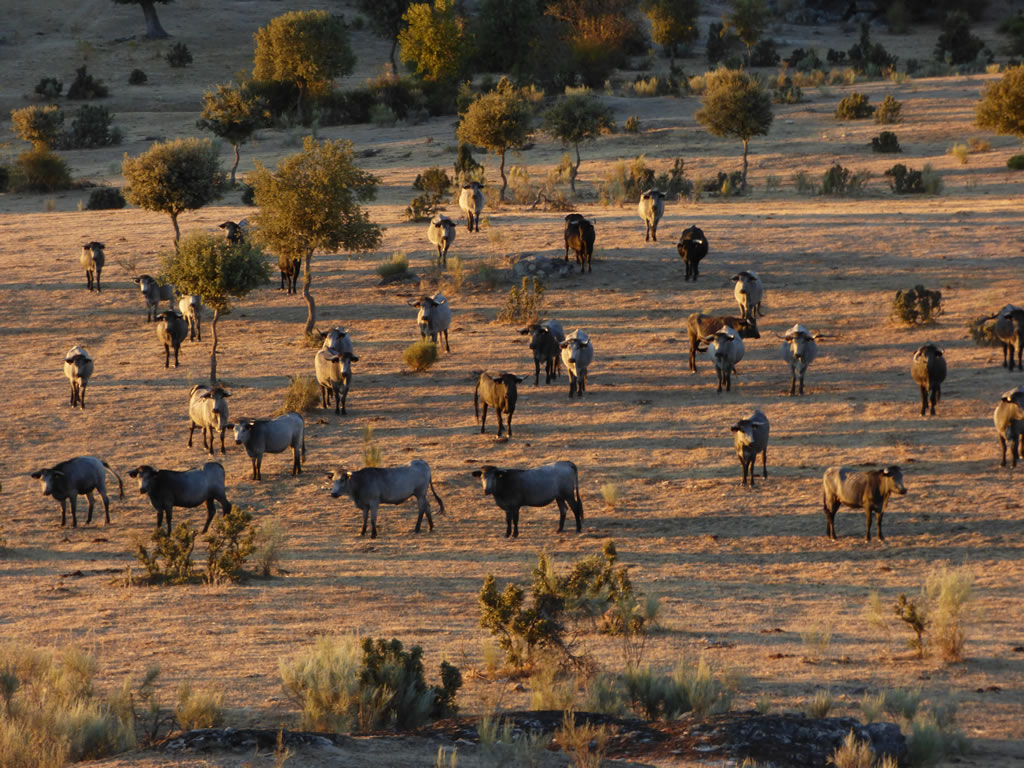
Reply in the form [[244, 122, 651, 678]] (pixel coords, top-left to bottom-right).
[[2, 1, 1024, 766]]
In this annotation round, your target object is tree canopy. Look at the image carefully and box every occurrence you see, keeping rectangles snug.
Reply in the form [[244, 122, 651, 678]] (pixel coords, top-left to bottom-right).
[[356, 0, 412, 74], [542, 93, 614, 192], [196, 83, 269, 185], [724, 0, 768, 58], [644, 0, 700, 67], [976, 66, 1024, 142], [457, 82, 535, 200], [471, 0, 544, 77], [11, 105, 63, 150], [694, 68, 773, 186], [398, 0, 471, 82], [112, 0, 171, 39]]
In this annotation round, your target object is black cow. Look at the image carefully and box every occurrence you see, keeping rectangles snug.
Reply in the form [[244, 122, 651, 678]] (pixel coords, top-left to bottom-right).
[[475, 372, 524, 438], [564, 214, 595, 273], [911, 343, 946, 417], [519, 320, 565, 386], [279, 254, 301, 294], [31, 456, 123, 527], [677, 225, 709, 281], [472, 462, 583, 538], [128, 462, 231, 534]]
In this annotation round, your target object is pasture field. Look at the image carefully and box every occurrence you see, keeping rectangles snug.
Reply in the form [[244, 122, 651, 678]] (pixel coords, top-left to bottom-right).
[[1, 1, 1024, 765]]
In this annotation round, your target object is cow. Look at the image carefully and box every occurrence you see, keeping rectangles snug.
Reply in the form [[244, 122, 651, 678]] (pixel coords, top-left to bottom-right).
[[328, 460, 445, 538], [821, 465, 907, 542], [732, 270, 764, 320], [411, 293, 451, 353], [471, 462, 583, 538], [730, 410, 769, 487], [911, 343, 946, 416], [232, 413, 305, 480], [475, 372, 524, 438], [134, 275, 175, 321], [155, 310, 188, 368], [779, 324, 821, 396], [994, 305, 1024, 371], [427, 214, 456, 266], [80, 241, 105, 292], [187, 384, 231, 455], [279, 254, 301, 294], [31, 456, 123, 527], [315, 347, 358, 415], [318, 326, 354, 357], [178, 294, 201, 342], [63, 345, 93, 409], [219, 220, 247, 245], [128, 462, 231, 534], [638, 190, 665, 242], [676, 226, 708, 281], [703, 326, 745, 393], [560, 329, 594, 398], [519, 320, 565, 386], [564, 213, 595, 273], [994, 387, 1024, 467], [686, 313, 759, 373], [459, 181, 484, 232]]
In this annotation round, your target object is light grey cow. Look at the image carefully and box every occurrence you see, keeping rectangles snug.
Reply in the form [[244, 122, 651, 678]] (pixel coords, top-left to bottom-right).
[[187, 384, 231, 455], [319, 326, 354, 356], [233, 413, 305, 480], [911, 343, 946, 417], [994, 387, 1024, 467], [129, 462, 231, 534], [80, 241, 105, 292], [560, 329, 594, 398], [459, 182, 484, 232], [732, 270, 764, 320], [328, 460, 445, 538], [134, 275, 175, 321], [703, 326, 745, 393], [730, 410, 769, 487], [638, 189, 665, 242], [994, 304, 1024, 371], [427, 214, 456, 266], [411, 293, 451, 353], [155, 310, 188, 368], [822, 465, 907, 542], [63, 345, 94, 409], [471, 461, 583, 538], [315, 347, 359, 415], [178, 295, 201, 341], [31, 456, 123, 527], [779, 324, 821, 396]]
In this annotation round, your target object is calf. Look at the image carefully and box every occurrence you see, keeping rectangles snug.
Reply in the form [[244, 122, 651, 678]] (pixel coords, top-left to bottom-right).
[[686, 313, 759, 373], [279, 254, 301, 294], [80, 241, 105, 292], [155, 310, 188, 368], [732, 270, 764, 320], [472, 461, 583, 538], [328, 460, 445, 538], [411, 293, 452, 353], [730, 410, 769, 487], [315, 347, 359, 415], [134, 275, 175, 321], [638, 190, 665, 242], [911, 343, 946, 416], [232, 413, 305, 480], [563, 213, 595, 273], [475, 372, 525, 438], [519, 320, 565, 386], [994, 387, 1024, 467], [560, 329, 594, 398], [31, 456, 123, 527], [178, 295, 201, 342], [129, 462, 231, 534], [779, 324, 821, 396], [703, 326, 745, 393], [427, 214, 456, 266], [63, 345, 93, 409], [677, 226, 708, 281], [822, 465, 907, 542], [459, 182, 484, 232], [187, 384, 231, 455], [994, 305, 1024, 371]]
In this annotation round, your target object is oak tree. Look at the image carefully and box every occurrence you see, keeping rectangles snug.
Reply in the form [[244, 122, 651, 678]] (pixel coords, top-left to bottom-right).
[[695, 68, 772, 186]]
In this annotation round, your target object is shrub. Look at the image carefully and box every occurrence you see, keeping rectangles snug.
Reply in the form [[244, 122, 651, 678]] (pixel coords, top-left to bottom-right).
[[830, 730, 876, 768], [404, 194, 437, 222], [557, 709, 611, 768], [800, 620, 833, 660], [34, 77, 63, 98], [921, 164, 943, 194], [66, 66, 108, 100], [376, 251, 409, 278], [860, 692, 886, 723], [773, 76, 803, 104], [874, 94, 902, 124], [362, 425, 382, 468], [128, 69, 147, 85], [926, 565, 974, 662], [1007, 154, 1024, 170], [884, 687, 921, 722], [599, 155, 654, 205], [135, 523, 197, 584], [872, 131, 901, 153], [413, 166, 452, 200], [11, 105, 64, 149], [787, 47, 823, 71], [792, 170, 818, 194], [63, 104, 120, 149], [86, 186, 126, 210], [403, 341, 438, 372], [804, 689, 834, 718], [498, 276, 545, 325], [822, 164, 870, 195], [835, 92, 874, 119], [891, 285, 943, 326], [967, 137, 990, 152], [885, 163, 924, 193], [935, 11, 988, 66], [624, 115, 640, 133], [280, 374, 321, 414], [369, 103, 397, 126], [601, 483, 619, 507], [165, 42, 193, 68], [205, 506, 256, 584], [749, 39, 780, 67], [175, 682, 224, 729], [529, 658, 577, 710], [240, 183, 256, 205], [847, 22, 896, 74], [0, 167, 8, 193], [10, 148, 72, 192], [251, 518, 287, 577], [968, 314, 1000, 346]]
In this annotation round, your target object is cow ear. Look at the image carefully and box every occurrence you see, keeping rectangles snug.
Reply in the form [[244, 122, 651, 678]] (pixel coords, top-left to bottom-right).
[[490, 375, 504, 383], [471, 470, 482, 477], [881, 468, 891, 476], [221, 391, 231, 397], [514, 375, 526, 383], [30, 469, 43, 478], [408, 301, 421, 307], [349, 355, 360, 362], [325, 472, 334, 480], [224, 422, 234, 429], [128, 469, 139, 478], [345, 471, 352, 479]]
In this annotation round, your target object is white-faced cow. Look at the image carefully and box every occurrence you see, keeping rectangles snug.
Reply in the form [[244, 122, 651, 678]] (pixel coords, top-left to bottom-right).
[[427, 214, 456, 266], [994, 387, 1024, 467], [178, 294, 201, 342], [411, 293, 451, 353], [328, 460, 445, 538], [911, 343, 946, 416], [232, 413, 305, 480], [686, 313, 759, 373], [638, 190, 665, 242], [519, 320, 565, 386], [732, 270, 764, 321], [564, 213, 595, 273], [315, 348, 358, 415], [677, 226, 708, 281], [63, 345, 94, 409], [155, 310, 188, 368], [134, 275, 175, 321], [475, 372, 525, 438], [730, 410, 769, 487], [219, 220, 248, 245], [560, 329, 594, 398], [129, 462, 231, 534], [472, 461, 583, 538], [779, 324, 822, 396], [703, 326, 745, 393], [187, 384, 231, 455], [80, 242, 105, 292], [821, 465, 907, 542], [459, 182, 484, 232], [994, 305, 1024, 371], [31, 456, 123, 527]]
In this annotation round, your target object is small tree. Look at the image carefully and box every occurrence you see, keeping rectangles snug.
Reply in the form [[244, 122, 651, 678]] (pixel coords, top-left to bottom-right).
[[724, 0, 768, 62], [645, 0, 700, 68], [112, 0, 171, 39], [122, 138, 225, 248], [542, 93, 614, 193], [694, 67, 773, 187], [161, 232, 271, 383], [976, 65, 1024, 144], [10, 105, 63, 149], [249, 137, 382, 336], [398, 0, 471, 83], [196, 83, 269, 186], [457, 82, 534, 201], [356, 0, 412, 74]]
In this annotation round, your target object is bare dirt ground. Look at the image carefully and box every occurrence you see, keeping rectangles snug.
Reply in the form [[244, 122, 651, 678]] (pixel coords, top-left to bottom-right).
[[2, 1, 1024, 766]]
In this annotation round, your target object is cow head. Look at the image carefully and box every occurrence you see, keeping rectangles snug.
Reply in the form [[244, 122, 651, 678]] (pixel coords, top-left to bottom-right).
[[783, 325, 816, 362], [82, 241, 105, 254], [881, 466, 907, 495], [732, 271, 758, 292], [328, 469, 352, 498], [128, 465, 158, 495], [134, 274, 157, 292], [233, 419, 256, 445], [913, 344, 943, 363], [730, 420, 755, 446], [30, 467, 65, 497], [471, 465, 501, 495], [735, 316, 760, 339], [492, 373, 525, 386]]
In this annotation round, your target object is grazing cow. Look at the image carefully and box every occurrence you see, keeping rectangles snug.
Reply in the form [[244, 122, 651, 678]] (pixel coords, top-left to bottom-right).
[[63, 345, 93, 409], [703, 326, 745, 393], [411, 293, 451, 353], [994, 387, 1024, 467], [731, 410, 769, 487], [219, 220, 247, 245], [155, 310, 188, 368], [822, 465, 907, 541], [427, 214, 456, 266], [328, 460, 445, 538], [994, 305, 1024, 371], [732, 270, 764, 320], [80, 242, 105, 292], [563, 213, 595, 273], [315, 347, 358, 415], [638, 190, 665, 242], [471, 461, 583, 538], [232, 413, 305, 480], [187, 384, 231, 455], [779, 324, 821, 396], [178, 294, 201, 341], [459, 182, 484, 232], [519, 320, 565, 386], [279, 254, 301, 294], [911, 343, 946, 416], [475, 372, 524, 438], [686, 313, 759, 373], [31, 456, 123, 527], [677, 226, 709, 281], [129, 462, 231, 534], [560, 329, 594, 398], [134, 275, 175, 321]]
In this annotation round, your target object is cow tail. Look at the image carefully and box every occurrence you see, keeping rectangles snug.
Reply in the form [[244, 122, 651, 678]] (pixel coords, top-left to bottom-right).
[[430, 477, 447, 517], [302, 431, 306, 460], [103, 460, 125, 500], [474, 378, 481, 423], [572, 462, 583, 520]]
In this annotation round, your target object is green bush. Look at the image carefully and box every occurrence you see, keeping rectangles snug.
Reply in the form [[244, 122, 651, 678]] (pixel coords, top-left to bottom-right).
[[403, 341, 438, 372], [497, 276, 544, 325], [377, 251, 409, 278], [128, 69, 147, 85], [871, 131, 901, 153], [655, 158, 694, 201], [11, 104, 64, 149], [413, 166, 453, 199], [205, 506, 256, 584], [85, 186, 126, 210], [891, 285, 943, 326], [166, 42, 193, 68], [62, 105, 120, 149], [874, 94, 902, 124], [792, 170, 818, 194], [66, 65, 108, 100], [34, 77, 63, 98], [885, 163, 924, 193], [822, 163, 870, 195], [921, 163, 943, 194], [599, 155, 654, 205], [624, 115, 640, 133], [773, 76, 803, 104], [10, 148, 72, 192], [835, 92, 874, 119], [240, 182, 256, 204], [1007, 154, 1024, 170], [135, 523, 197, 584], [935, 11, 988, 66]]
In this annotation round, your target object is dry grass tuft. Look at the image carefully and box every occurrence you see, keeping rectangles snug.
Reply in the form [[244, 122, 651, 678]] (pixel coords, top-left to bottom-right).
[[279, 374, 321, 415]]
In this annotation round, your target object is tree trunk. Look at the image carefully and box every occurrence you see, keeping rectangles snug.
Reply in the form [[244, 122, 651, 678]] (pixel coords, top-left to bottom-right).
[[498, 150, 507, 202], [389, 39, 398, 76], [742, 138, 750, 188], [230, 143, 240, 186], [570, 142, 581, 194], [209, 308, 219, 384], [140, 0, 169, 40], [302, 249, 317, 336], [171, 212, 181, 250]]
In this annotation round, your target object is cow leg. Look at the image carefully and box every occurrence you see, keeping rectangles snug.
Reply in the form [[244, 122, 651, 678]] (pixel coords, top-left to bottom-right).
[[931, 384, 940, 415], [572, 496, 583, 532], [369, 504, 378, 539], [442, 329, 450, 353], [164, 343, 170, 368], [762, 448, 768, 478], [78, 383, 86, 409], [725, 370, 732, 392], [219, 427, 226, 454], [693, 262, 698, 281], [85, 491, 96, 524], [334, 385, 341, 415], [203, 499, 216, 533], [496, 409, 505, 438], [480, 403, 488, 433], [293, 443, 301, 475], [877, 507, 885, 541], [505, 508, 513, 538], [506, 411, 513, 438], [919, 385, 928, 417], [360, 506, 369, 536], [320, 385, 329, 410], [1011, 343, 1017, 371], [1013, 437, 1020, 469], [556, 498, 567, 532], [568, 372, 576, 398], [100, 489, 111, 524], [512, 508, 520, 538], [251, 456, 259, 481], [644, 224, 650, 242], [579, 371, 585, 396], [173, 345, 180, 368], [865, 507, 873, 542], [59, 498, 68, 527], [1001, 436, 1008, 467], [534, 357, 541, 387]]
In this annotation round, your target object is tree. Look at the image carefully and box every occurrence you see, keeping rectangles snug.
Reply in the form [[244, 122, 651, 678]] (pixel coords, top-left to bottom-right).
[[457, 83, 535, 201], [542, 93, 613, 193], [161, 232, 271, 383], [645, 0, 701, 68], [196, 83, 269, 186], [472, 0, 544, 77], [11, 105, 63, 149], [249, 137, 382, 336], [694, 68, 773, 186], [112, 0, 171, 39], [398, 0, 471, 82], [976, 65, 1024, 143], [724, 0, 768, 62], [356, 0, 412, 74], [252, 11, 355, 121]]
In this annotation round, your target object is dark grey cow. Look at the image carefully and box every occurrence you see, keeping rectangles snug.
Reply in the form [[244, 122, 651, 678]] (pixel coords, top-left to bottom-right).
[[232, 412, 305, 480], [129, 462, 231, 534], [994, 305, 1024, 371], [703, 326, 745, 393], [730, 410, 769, 487], [328, 460, 445, 538], [134, 275, 175, 321], [779, 324, 821, 396], [686, 313, 759, 373], [475, 372, 524, 438], [994, 387, 1024, 467], [677, 225, 708, 281], [411, 293, 451, 353], [63, 345, 94, 409], [279, 253, 301, 294], [560, 329, 594, 398], [822, 465, 907, 542], [471, 461, 583, 538], [519, 320, 565, 386], [31, 456, 123, 527], [80, 241, 105, 292], [563, 213, 595, 273], [155, 310, 188, 368], [187, 384, 231, 455], [911, 343, 946, 416]]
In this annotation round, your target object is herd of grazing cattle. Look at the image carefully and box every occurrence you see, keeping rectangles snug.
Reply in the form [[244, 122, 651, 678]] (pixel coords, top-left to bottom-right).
[[26, 184, 1024, 544]]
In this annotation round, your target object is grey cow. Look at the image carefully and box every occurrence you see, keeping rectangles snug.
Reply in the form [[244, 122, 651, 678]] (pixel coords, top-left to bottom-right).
[[994, 387, 1024, 467], [779, 324, 821, 396], [315, 347, 358, 415], [472, 461, 583, 538], [638, 189, 665, 242], [730, 409, 769, 487], [686, 313, 759, 373], [187, 384, 231, 455], [427, 214, 456, 266], [178, 294, 201, 341], [459, 182, 484, 232], [134, 275, 175, 321], [155, 310, 188, 368], [129, 462, 231, 534], [80, 241, 105, 292], [994, 305, 1024, 371], [732, 270, 764, 320], [703, 326, 745, 393], [63, 345, 94, 409], [411, 293, 451, 353], [233, 413, 305, 480], [31, 456, 123, 527], [519, 320, 565, 386], [911, 343, 946, 416], [329, 460, 445, 538], [475, 371, 525, 438], [822, 465, 907, 541], [560, 329, 594, 398]]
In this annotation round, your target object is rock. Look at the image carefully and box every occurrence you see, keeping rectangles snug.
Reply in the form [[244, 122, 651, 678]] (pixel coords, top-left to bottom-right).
[[511, 255, 572, 280]]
